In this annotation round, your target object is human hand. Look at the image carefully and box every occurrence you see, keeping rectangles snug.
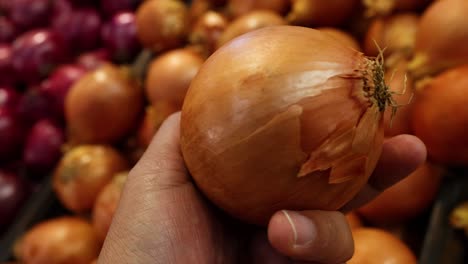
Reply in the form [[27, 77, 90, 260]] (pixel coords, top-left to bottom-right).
[[98, 113, 426, 264]]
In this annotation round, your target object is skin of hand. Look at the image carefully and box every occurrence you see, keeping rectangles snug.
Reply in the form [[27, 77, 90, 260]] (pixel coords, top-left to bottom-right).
[[98, 113, 426, 264]]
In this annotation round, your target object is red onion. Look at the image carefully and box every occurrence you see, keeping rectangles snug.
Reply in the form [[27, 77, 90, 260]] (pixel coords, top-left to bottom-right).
[[0, 170, 31, 229], [0, 108, 26, 161], [0, 86, 20, 109], [52, 8, 102, 53], [0, 44, 16, 86], [76, 49, 110, 71], [41, 64, 87, 116], [16, 87, 55, 125], [0, 17, 17, 43], [100, 0, 142, 16], [12, 30, 67, 84], [101, 12, 141, 63], [23, 119, 65, 174], [10, 0, 53, 30]]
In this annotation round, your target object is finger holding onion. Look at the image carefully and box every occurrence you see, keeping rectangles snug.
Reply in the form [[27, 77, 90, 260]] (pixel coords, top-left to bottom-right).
[[100, 26, 426, 264]]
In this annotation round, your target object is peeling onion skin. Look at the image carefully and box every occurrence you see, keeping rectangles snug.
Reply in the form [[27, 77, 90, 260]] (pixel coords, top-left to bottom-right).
[[412, 65, 468, 166], [227, 0, 290, 18], [364, 13, 419, 65], [408, 0, 468, 79], [181, 26, 389, 225], [287, 0, 360, 27], [216, 10, 286, 49]]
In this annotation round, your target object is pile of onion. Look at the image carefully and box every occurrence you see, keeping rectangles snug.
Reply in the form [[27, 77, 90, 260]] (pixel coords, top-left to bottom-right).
[[408, 0, 468, 79], [53, 145, 129, 213], [181, 26, 394, 225], [14, 217, 101, 264], [411, 65, 468, 165], [65, 63, 143, 144], [286, 0, 359, 27]]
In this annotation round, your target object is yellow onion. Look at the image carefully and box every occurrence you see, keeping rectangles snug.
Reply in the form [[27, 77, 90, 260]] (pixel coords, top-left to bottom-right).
[[408, 0, 468, 79], [181, 26, 392, 225], [189, 11, 229, 56], [318, 27, 361, 51], [287, 0, 360, 27], [364, 13, 419, 66], [216, 10, 286, 49], [363, 0, 430, 16], [137, 103, 179, 147], [227, 0, 290, 18]]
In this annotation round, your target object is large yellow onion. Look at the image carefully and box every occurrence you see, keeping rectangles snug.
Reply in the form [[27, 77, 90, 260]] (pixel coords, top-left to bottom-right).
[[181, 26, 391, 225]]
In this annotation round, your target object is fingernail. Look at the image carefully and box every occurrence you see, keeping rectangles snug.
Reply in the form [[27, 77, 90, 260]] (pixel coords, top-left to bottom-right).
[[282, 210, 317, 247]]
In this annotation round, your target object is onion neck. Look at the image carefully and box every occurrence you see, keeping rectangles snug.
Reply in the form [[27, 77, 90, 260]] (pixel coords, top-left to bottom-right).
[[364, 52, 393, 114]]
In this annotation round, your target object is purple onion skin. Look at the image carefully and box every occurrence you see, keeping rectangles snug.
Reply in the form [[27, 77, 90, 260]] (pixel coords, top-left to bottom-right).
[[0, 170, 31, 230], [40, 64, 86, 116], [0, 108, 26, 162], [100, 0, 142, 16], [0, 44, 17, 86], [101, 12, 141, 63], [23, 119, 65, 174], [52, 8, 103, 53], [12, 30, 68, 84], [0, 17, 17, 43], [0, 86, 20, 109], [16, 87, 56, 126], [9, 0, 54, 31]]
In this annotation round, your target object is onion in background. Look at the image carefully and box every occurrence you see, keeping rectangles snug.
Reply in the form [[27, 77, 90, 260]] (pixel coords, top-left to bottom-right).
[[287, 0, 359, 27], [0, 170, 31, 231]]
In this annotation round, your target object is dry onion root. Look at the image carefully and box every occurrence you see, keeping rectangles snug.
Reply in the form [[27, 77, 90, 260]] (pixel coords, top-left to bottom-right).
[[181, 26, 395, 225], [408, 0, 468, 79]]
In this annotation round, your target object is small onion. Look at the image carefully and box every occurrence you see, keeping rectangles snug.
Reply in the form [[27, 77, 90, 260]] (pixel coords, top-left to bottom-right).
[[181, 26, 392, 225], [358, 162, 443, 225], [137, 103, 179, 147], [408, 0, 468, 79], [363, 0, 431, 16], [411, 65, 468, 165], [145, 48, 205, 109], [364, 13, 419, 65], [227, 0, 290, 18], [92, 171, 128, 241], [65, 63, 143, 144], [318, 27, 361, 51], [189, 11, 229, 56], [136, 0, 189, 52], [286, 0, 359, 27], [348, 228, 417, 264], [14, 217, 101, 264], [216, 10, 286, 49], [53, 145, 129, 213]]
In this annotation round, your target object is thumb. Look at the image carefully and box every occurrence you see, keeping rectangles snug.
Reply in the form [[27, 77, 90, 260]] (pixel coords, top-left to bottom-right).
[[268, 210, 354, 263]]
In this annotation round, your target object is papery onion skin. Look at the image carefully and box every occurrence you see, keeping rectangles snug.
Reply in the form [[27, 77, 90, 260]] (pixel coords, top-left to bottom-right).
[[358, 162, 443, 225], [348, 228, 417, 264], [364, 13, 419, 65], [145, 48, 205, 109], [216, 10, 286, 49], [318, 27, 361, 51], [287, 0, 359, 27], [14, 217, 101, 264], [181, 26, 390, 225], [53, 145, 129, 213], [136, 0, 189, 52], [412, 65, 468, 165], [65, 63, 143, 144], [408, 0, 468, 79], [227, 0, 290, 18]]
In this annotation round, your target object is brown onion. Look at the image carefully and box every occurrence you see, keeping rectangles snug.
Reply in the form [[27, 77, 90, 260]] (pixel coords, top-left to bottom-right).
[[318, 27, 361, 51], [348, 228, 417, 264], [181, 26, 391, 225], [14, 217, 101, 264], [364, 13, 419, 65], [138, 102, 179, 147], [189, 11, 228, 56], [358, 162, 443, 225], [53, 145, 129, 213], [189, 0, 226, 22], [216, 10, 286, 48], [92, 171, 127, 242], [412, 65, 468, 165], [363, 0, 431, 16], [227, 0, 290, 18], [145, 47, 205, 109], [346, 212, 363, 229], [408, 0, 468, 79], [136, 0, 189, 52], [286, 0, 359, 27], [65, 63, 143, 144], [383, 60, 414, 137]]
